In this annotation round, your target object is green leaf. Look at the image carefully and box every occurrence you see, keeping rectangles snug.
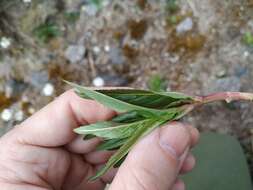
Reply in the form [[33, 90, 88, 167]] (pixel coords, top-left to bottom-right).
[[114, 154, 127, 168], [66, 82, 193, 117], [182, 132, 252, 190], [243, 32, 253, 47], [93, 89, 193, 109], [89, 119, 162, 181], [96, 138, 127, 151], [74, 119, 152, 140], [83, 134, 96, 140], [147, 74, 167, 92], [111, 111, 145, 123], [66, 81, 186, 117]]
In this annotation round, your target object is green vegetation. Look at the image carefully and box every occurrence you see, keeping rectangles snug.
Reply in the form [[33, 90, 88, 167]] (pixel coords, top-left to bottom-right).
[[243, 32, 253, 47], [147, 74, 167, 92], [165, 0, 179, 14], [90, 0, 103, 9], [33, 22, 61, 43], [64, 11, 80, 23], [67, 81, 253, 181]]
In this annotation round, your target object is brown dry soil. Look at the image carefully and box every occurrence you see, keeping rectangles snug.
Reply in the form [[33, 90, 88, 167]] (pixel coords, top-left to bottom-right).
[[0, 0, 252, 180]]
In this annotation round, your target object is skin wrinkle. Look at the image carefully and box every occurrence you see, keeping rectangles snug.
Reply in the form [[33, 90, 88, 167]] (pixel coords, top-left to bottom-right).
[[0, 162, 52, 189], [139, 166, 161, 189], [128, 167, 153, 190], [62, 154, 88, 189], [157, 124, 190, 162], [10, 158, 51, 189], [5, 143, 52, 188], [75, 164, 104, 190], [0, 182, 53, 190], [157, 130, 179, 165], [3, 139, 65, 190], [68, 96, 84, 127], [47, 149, 71, 190]]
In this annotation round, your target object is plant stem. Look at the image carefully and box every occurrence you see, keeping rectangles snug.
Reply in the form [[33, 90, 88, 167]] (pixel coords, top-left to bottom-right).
[[196, 92, 253, 104], [178, 92, 253, 118]]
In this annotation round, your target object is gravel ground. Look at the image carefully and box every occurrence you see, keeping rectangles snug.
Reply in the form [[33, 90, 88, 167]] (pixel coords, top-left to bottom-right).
[[0, 0, 252, 179]]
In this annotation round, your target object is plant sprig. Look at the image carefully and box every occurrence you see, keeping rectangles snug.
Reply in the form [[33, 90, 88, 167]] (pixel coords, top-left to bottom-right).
[[67, 81, 253, 181]]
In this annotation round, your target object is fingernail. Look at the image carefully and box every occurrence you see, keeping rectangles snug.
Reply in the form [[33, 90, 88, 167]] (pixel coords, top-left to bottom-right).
[[159, 123, 190, 160]]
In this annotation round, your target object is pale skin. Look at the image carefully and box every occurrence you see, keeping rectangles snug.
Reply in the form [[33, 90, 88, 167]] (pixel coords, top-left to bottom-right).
[[0, 90, 199, 190]]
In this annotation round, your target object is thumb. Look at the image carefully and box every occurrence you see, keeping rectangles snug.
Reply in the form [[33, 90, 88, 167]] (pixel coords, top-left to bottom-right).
[[109, 122, 192, 190]]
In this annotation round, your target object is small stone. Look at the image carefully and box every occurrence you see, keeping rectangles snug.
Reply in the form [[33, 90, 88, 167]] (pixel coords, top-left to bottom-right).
[[102, 75, 128, 86], [5, 79, 27, 98], [234, 66, 248, 78], [23, 0, 32, 3], [42, 83, 54, 96], [109, 47, 126, 65], [176, 17, 193, 34], [216, 69, 227, 78], [243, 51, 250, 57], [92, 77, 105, 87], [65, 45, 86, 63], [28, 107, 35, 115], [84, 4, 98, 16], [0, 37, 11, 49], [14, 110, 24, 122], [28, 71, 49, 89], [248, 21, 253, 30], [104, 45, 111, 52], [211, 76, 241, 92], [93, 46, 101, 54], [1, 109, 13, 122], [27, 107, 36, 115], [102, 0, 110, 7]]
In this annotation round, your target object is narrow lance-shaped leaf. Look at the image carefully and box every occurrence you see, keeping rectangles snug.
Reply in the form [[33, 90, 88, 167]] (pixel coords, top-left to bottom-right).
[[89, 119, 163, 181], [66, 81, 194, 114], [74, 119, 152, 140], [96, 138, 127, 151], [66, 81, 165, 117], [111, 111, 145, 123]]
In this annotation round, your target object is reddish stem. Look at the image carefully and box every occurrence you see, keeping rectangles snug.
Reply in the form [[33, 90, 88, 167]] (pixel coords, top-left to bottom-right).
[[196, 92, 253, 104], [177, 92, 253, 118]]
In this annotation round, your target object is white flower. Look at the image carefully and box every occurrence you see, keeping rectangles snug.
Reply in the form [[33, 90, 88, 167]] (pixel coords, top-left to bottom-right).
[[92, 77, 105, 87], [1, 109, 13, 122], [42, 83, 55, 96], [0, 37, 11, 49], [104, 45, 110, 52], [23, 0, 32, 3], [14, 110, 24, 122], [243, 51, 250, 58], [93, 46, 101, 54]]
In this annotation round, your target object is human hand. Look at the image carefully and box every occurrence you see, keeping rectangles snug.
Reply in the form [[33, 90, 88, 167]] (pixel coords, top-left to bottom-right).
[[0, 90, 199, 190]]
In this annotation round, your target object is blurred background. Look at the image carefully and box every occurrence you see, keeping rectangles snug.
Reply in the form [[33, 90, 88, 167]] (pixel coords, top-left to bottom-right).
[[0, 0, 252, 179]]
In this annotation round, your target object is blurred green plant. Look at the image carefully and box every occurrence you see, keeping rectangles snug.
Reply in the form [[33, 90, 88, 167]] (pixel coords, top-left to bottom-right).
[[90, 0, 103, 9], [147, 75, 167, 92], [33, 22, 61, 43], [64, 11, 80, 23], [0, 51, 3, 62], [165, 0, 179, 14], [243, 32, 253, 47]]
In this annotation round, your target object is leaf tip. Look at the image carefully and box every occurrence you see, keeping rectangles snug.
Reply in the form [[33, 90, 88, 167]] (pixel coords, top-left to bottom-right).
[[73, 128, 82, 134]]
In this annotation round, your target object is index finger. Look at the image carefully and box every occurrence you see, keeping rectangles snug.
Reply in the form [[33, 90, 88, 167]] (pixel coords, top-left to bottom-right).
[[11, 90, 115, 147]]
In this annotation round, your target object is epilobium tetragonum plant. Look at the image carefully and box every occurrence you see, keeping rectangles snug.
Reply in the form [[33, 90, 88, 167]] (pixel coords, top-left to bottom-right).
[[67, 82, 253, 181]]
